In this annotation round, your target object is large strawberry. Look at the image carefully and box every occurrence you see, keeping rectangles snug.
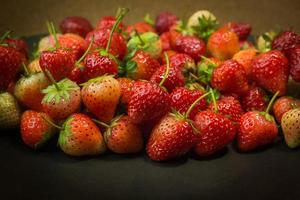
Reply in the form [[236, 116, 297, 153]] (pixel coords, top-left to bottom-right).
[[288, 45, 300, 82], [211, 60, 249, 96], [60, 16, 93, 37], [81, 75, 120, 123], [241, 86, 268, 112], [58, 113, 106, 156], [20, 110, 57, 149], [0, 92, 21, 130], [281, 108, 300, 148], [251, 50, 289, 95], [272, 96, 300, 123]]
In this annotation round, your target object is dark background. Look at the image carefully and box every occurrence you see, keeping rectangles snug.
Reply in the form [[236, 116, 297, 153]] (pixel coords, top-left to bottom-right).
[[1, 0, 300, 36]]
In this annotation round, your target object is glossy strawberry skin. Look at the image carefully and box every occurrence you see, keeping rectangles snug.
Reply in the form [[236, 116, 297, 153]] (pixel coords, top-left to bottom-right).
[[272, 96, 300, 123], [68, 66, 85, 84], [128, 80, 170, 124], [232, 49, 257, 79], [0, 46, 25, 91], [117, 77, 134, 105], [194, 111, 236, 156], [58, 33, 88, 59], [20, 110, 56, 149], [85, 28, 127, 60], [251, 50, 289, 96], [241, 87, 268, 112], [5, 38, 29, 58], [272, 31, 300, 55], [39, 49, 76, 81], [170, 87, 206, 120], [161, 53, 195, 70], [225, 22, 252, 40], [238, 111, 278, 152], [96, 16, 124, 30], [173, 35, 206, 62], [146, 114, 198, 161], [83, 52, 118, 81], [155, 11, 178, 34], [60, 16, 93, 37], [125, 22, 155, 34], [150, 64, 185, 92], [211, 60, 249, 96], [288, 45, 300, 82]]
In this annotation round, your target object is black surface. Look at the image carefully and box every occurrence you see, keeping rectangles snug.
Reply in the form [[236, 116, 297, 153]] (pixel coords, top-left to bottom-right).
[[1, 35, 300, 200]]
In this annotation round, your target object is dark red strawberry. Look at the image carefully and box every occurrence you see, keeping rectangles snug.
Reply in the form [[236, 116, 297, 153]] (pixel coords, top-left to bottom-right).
[[211, 60, 249, 96], [272, 96, 300, 123], [117, 77, 134, 105], [272, 31, 300, 55], [5, 38, 29, 58], [224, 22, 252, 40], [60, 16, 93, 37], [155, 11, 178, 34], [96, 16, 124, 30], [288, 45, 300, 82], [241, 87, 268, 112], [251, 50, 289, 96]]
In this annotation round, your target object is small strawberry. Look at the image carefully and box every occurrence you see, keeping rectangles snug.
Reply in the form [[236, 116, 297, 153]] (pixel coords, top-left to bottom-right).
[[42, 72, 81, 121], [241, 86, 268, 112], [288, 45, 300, 82], [207, 27, 240, 60], [281, 108, 300, 148], [117, 77, 134, 105], [58, 33, 88, 59], [98, 115, 143, 154], [125, 22, 155, 35], [58, 113, 106, 156], [251, 50, 289, 95], [37, 33, 62, 53], [28, 59, 42, 73], [0, 92, 21, 130], [96, 15, 124, 30], [232, 48, 257, 79], [60, 16, 93, 37], [155, 11, 178, 34], [168, 53, 195, 71], [237, 92, 279, 151], [20, 110, 57, 149], [211, 60, 249, 96], [272, 31, 300, 55], [223, 22, 252, 40], [81, 75, 121, 123], [272, 96, 300, 123]]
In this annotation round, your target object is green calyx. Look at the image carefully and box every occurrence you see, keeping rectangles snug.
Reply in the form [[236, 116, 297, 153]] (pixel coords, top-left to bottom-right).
[[58, 116, 73, 147], [118, 48, 138, 77], [196, 56, 218, 84], [144, 14, 154, 26], [0, 30, 12, 45], [42, 78, 79, 104], [260, 91, 279, 122], [256, 30, 277, 53], [191, 15, 219, 41], [207, 88, 219, 113]]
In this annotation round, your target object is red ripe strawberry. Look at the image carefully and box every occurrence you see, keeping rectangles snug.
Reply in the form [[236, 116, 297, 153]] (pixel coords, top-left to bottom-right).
[[14, 71, 51, 111], [146, 113, 199, 161], [162, 53, 195, 71], [224, 22, 252, 40], [232, 48, 257, 79], [125, 22, 155, 35], [0, 45, 25, 91], [58, 113, 106, 156], [5, 38, 29, 58], [251, 50, 289, 95], [241, 87, 268, 112], [81, 75, 121, 123], [208, 95, 244, 125], [238, 111, 278, 151], [170, 87, 207, 120], [59, 16, 93, 37], [20, 110, 56, 149], [272, 31, 300, 55], [159, 50, 177, 64], [211, 60, 249, 96], [128, 80, 170, 124], [68, 65, 85, 84], [207, 27, 240, 60], [194, 110, 236, 156], [272, 96, 300, 123], [155, 11, 178, 34], [173, 35, 206, 62], [150, 64, 185, 92], [160, 32, 172, 51], [58, 33, 88, 59], [117, 77, 134, 105], [288, 45, 300, 82], [40, 49, 76, 81], [96, 16, 124, 30], [42, 78, 81, 121], [103, 115, 143, 154]]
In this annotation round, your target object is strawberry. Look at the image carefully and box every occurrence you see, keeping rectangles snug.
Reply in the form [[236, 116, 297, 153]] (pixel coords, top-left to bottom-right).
[[232, 48, 257, 79], [170, 87, 207, 120], [0, 92, 21, 130], [59, 16, 93, 37], [58, 113, 106, 156], [168, 53, 195, 70], [0, 45, 25, 91], [223, 22, 252, 40], [251, 50, 289, 95], [28, 59, 42, 73], [241, 87, 268, 112], [158, 50, 177, 64], [211, 60, 249, 96], [117, 77, 134, 105], [4, 38, 29, 58], [288, 45, 300, 82], [125, 22, 155, 35], [281, 108, 300, 148], [81, 75, 121, 123], [20, 110, 57, 149], [58, 33, 88, 59], [155, 11, 178, 34], [272, 31, 300, 55], [42, 75, 81, 121], [100, 115, 143, 154], [37, 34, 62, 53], [237, 92, 279, 151], [160, 32, 172, 51], [272, 96, 300, 123], [207, 27, 240, 60], [96, 15, 124, 30], [14, 67, 51, 111], [194, 110, 236, 156]]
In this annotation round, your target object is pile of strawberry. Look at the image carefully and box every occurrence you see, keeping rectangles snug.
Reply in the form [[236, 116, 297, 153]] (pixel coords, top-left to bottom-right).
[[1, 8, 300, 161]]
